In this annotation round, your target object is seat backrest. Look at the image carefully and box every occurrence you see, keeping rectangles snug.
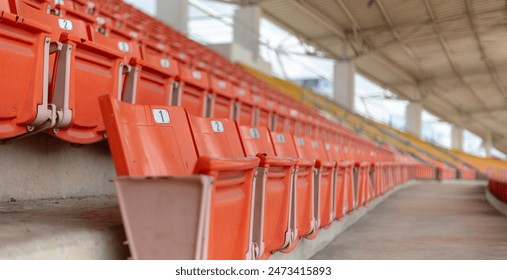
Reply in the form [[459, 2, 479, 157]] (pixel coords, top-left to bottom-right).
[[88, 26, 141, 61], [188, 115, 245, 158], [0, 10, 51, 140], [178, 64, 210, 117], [12, 0, 89, 39], [0, 0, 10, 11], [210, 75, 234, 119], [128, 56, 178, 106], [310, 139, 330, 161], [325, 141, 342, 162], [99, 96, 198, 176], [270, 132, 298, 158], [293, 136, 318, 159], [238, 126, 276, 156]]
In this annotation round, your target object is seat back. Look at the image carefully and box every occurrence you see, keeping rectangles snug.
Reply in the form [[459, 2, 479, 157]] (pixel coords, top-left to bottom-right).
[[293, 136, 318, 159], [177, 65, 210, 117], [232, 83, 252, 124], [189, 115, 245, 159], [271, 132, 298, 158], [209, 75, 234, 119], [0, 11, 53, 141], [238, 126, 276, 156], [99, 96, 198, 176], [53, 32, 125, 143], [123, 41, 178, 107], [0, 0, 10, 10], [188, 115, 256, 260], [238, 125, 294, 259], [12, 0, 89, 39]]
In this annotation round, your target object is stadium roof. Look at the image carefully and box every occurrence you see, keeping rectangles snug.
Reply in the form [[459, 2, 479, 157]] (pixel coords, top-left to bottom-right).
[[221, 0, 507, 154]]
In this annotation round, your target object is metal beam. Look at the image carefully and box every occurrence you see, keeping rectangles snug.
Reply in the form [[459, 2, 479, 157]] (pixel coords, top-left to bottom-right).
[[283, 0, 420, 87], [374, 0, 428, 77], [467, 106, 507, 115], [261, 10, 346, 61], [464, 0, 507, 101], [422, 0, 489, 110]]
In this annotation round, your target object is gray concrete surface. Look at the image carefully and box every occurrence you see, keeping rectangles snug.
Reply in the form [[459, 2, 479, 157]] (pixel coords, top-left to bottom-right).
[[0, 134, 116, 201], [312, 181, 507, 259], [486, 189, 507, 218], [270, 180, 418, 260], [0, 195, 128, 259]]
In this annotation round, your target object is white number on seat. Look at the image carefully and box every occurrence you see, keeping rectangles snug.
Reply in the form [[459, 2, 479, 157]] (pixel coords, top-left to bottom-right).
[[118, 42, 130, 52], [297, 138, 304, 146], [96, 17, 106, 25], [312, 140, 318, 148], [152, 109, 170, 124], [58, 19, 73, 30], [277, 134, 285, 143], [250, 128, 260, 138], [160, 59, 170, 68], [129, 31, 139, 39], [211, 121, 224, 132], [192, 71, 202, 80]]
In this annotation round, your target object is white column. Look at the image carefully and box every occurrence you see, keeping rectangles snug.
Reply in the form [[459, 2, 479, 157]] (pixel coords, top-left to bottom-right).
[[451, 125, 464, 151], [405, 102, 422, 138], [484, 132, 492, 158], [333, 60, 355, 111], [233, 5, 261, 56], [156, 0, 188, 34]]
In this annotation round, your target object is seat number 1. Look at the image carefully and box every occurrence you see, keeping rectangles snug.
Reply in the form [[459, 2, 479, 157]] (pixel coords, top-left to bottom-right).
[[152, 109, 170, 124]]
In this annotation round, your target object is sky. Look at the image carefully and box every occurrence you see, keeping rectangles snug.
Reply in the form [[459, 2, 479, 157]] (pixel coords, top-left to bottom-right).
[[123, 0, 502, 158]]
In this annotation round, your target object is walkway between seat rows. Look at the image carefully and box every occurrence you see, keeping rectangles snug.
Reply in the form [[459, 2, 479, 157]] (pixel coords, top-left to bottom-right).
[[312, 181, 507, 259]]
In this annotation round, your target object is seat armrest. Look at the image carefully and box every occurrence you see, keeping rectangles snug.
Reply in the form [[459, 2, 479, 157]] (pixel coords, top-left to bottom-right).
[[256, 153, 296, 168], [194, 156, 260, 174]]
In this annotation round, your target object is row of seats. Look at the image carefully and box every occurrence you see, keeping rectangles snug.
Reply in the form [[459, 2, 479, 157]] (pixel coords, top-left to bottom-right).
[[0, 0, 382, 152], [489, 171, 507, 204], [100, 97, 426, 260]]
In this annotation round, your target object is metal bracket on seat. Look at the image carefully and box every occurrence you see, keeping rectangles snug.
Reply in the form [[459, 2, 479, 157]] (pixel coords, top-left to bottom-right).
[[122, 65, 139, 104], [0, 104, 57, 144], [51, 43, 73, 129]]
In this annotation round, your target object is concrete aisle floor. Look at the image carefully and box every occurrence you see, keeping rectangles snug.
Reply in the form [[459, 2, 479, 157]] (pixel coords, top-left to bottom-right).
[[312, 182, 507, 259]]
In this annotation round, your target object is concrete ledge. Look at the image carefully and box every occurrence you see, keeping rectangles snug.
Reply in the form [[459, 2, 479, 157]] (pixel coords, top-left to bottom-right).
[[0, 196, 128, 259], [486, 189, 507, 218], [441, 180, 488, 185], [270, 180, 421, 260], [0, 133, 116, 201]]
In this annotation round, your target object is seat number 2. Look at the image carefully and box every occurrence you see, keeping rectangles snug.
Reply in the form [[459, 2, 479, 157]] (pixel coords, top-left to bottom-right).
[[58, 19, 73, 31]]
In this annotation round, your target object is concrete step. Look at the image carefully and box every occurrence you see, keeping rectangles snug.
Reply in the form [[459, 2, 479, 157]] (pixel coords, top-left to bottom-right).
[[0, 133, 116, 202], [0, 195, 128, 259]]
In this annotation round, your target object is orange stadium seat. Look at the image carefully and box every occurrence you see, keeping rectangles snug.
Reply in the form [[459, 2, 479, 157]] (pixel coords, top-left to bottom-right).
[[99, 96, 259, 260], [238, 125, 296, 259], [188, 115, 259, 260], [0, 5, 56, 142], [293, 136, 335, 239], [176, 63, 211, 117], [271, 131, 315, 252], [123, 43, 179, 106], [234, 82, 256, 126], [208, 71, 234, 119]]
